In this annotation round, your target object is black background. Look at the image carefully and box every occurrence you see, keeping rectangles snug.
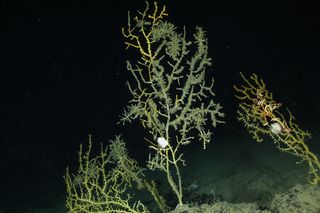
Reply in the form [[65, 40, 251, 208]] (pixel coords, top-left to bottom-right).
[[0, 0, 319, 210]]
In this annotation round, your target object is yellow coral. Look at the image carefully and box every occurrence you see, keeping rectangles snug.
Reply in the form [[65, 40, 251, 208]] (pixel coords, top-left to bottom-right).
[[64, 135, 150, 213], [122, 1, 168, 65], [234, 72, 320, 184]]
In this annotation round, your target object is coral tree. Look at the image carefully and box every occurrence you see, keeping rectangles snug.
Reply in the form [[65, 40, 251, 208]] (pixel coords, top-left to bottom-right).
[[120, 1, 224, 205], [234, 72, 320, 185]]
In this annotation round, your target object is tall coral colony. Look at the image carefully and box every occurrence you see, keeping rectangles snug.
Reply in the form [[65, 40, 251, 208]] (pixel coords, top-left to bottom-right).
[[120, 1, 224, 206]]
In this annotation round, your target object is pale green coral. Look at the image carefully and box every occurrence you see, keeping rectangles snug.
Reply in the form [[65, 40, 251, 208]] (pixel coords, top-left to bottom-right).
[[121, 1, 224, 205], [108, 135, 146, 189]]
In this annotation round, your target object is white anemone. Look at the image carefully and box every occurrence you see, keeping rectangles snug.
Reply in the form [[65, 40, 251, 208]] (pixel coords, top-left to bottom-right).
[[157, 137, 168, 148]]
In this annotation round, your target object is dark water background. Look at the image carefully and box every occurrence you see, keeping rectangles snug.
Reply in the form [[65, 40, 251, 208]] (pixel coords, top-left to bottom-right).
[[0, 0, 319, 212]]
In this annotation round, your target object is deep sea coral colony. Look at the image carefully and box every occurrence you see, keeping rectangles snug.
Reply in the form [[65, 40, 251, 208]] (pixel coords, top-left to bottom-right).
[[234, 72, 320, 185], [121, 1, 224, 207]]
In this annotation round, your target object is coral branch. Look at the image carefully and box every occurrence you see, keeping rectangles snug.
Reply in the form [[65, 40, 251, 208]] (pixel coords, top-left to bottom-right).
[[234, 72, 320, 184]]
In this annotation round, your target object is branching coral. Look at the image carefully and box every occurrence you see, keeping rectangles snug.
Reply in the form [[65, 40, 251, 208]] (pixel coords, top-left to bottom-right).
[[109, 135, 168, 212], [120, 1, 224, 205], [65, 135, 167, 213], [234, 72, 320, 184]]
